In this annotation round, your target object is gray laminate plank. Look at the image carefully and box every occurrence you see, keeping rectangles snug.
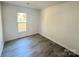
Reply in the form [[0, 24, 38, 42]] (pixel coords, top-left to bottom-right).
[[1, 34, 79, 57]]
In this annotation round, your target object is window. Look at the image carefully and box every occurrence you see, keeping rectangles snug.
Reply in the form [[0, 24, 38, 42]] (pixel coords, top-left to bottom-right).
[[17, 13, 27, 32]]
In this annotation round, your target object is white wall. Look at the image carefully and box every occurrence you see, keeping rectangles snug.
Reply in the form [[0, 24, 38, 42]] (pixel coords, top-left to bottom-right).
[[40, 2, 79, 55], [3, 1, 79, 55], [0, 2, 4, 56], [2, 3, 40, 41]]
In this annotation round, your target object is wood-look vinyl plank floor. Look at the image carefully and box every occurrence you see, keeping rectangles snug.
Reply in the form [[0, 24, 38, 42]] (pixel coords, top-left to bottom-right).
[[1, 34, 79, 57]]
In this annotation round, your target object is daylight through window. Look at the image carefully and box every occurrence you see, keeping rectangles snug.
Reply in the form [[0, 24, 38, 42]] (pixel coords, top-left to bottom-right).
[[17, 13, 27, 32]]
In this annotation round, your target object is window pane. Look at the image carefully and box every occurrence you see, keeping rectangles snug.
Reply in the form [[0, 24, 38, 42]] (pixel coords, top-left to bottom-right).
[[17, 12, 27, 32], [18, 22, 27, 32], [17, 13, 27, 22]]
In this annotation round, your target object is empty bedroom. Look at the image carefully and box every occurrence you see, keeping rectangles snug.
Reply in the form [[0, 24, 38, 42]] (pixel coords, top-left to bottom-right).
[[0, 1, 79, 57]]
